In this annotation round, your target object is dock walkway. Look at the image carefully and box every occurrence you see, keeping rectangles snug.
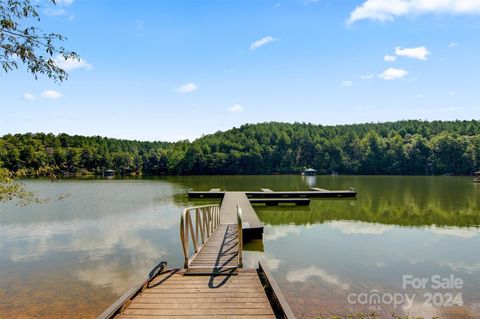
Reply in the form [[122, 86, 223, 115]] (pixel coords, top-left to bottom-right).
[[185, 224, 239, 275], [113, 269, 276, 319], [220, 192, 263, 239], [99, 188, 321, 319]]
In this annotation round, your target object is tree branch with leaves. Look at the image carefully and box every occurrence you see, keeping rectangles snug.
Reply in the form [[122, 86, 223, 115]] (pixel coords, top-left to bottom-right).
[[1, 0, 77, 204], [0, 0, 78, 82]]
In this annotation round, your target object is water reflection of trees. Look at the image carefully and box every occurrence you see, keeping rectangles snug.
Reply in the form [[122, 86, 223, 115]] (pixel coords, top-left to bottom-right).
[[257, 177, 478, 227], [174, 176, 478, 227]]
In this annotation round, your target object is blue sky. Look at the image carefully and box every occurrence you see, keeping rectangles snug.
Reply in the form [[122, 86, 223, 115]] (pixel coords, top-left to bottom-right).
[[1, 0, 479, 141]]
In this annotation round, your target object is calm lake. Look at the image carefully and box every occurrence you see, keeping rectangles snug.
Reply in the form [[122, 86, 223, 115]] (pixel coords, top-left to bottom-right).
[[0, 176, 479, 318]]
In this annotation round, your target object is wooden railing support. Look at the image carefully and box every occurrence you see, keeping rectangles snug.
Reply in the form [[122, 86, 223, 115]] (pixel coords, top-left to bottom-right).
[[180, 204, 220, 269], [237, 204, 243, 268]]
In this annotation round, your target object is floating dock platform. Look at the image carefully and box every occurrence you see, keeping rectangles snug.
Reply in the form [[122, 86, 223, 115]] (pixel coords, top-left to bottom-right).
[[187, 187, 356, 240], [188, 187, 357, 199]]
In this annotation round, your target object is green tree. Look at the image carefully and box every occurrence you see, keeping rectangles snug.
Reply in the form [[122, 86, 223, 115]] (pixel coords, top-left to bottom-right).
[[1, 0, 78, 81], [1, 0, 79, 203]]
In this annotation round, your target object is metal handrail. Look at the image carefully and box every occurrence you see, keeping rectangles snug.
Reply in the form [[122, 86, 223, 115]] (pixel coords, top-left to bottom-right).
[[180, 204, 220, 268], [237, 204, 243, 268]]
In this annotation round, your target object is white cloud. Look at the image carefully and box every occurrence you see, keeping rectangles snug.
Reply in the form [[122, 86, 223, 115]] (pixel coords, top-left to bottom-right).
[[378, 67, 408, 80], [176, 82, 198, 93], [44, 0, 74, 17], [228, 104, 244, 112], [360, 73, 374, 79], [440, 106, 462, 112], [56, 0, 74, 5], [448, 41, 459, 48], [347, 0, 480, 24], [384, 54, 397, 62], [23, 93, 35, 101], [54, 55, 93, 71], [395, 46, 430, 60], [286, 266, 350, 290], [41, 90, 62, 99], [342, 80, 353, 87], [250, 36, 278, 51], [44, 8, 68, 16]]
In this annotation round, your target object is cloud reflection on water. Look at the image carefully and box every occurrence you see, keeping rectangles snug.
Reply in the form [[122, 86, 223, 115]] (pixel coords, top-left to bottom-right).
[[0, 207, 177, 264], [286, 266, 350, 290]]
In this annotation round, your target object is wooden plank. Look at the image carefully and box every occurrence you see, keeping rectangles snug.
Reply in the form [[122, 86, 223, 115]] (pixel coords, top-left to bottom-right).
[[122, 308, 275, 315], [186, 222, 240, 274], [135, 295, 270, 301], [117, 315, 275, 319], [141, 290, 265, 295], [128, 302, 272, 309], [134, 297, 270, 303], [261, 188, 274, 192], [149, 278, 260, 285], [182, 269, 238, 276], [209, 188, 221, 192], [138, 292, 267, 298]]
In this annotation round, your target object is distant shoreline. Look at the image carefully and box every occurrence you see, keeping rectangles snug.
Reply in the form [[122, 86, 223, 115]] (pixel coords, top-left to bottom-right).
[[1, 120, 479, 177]]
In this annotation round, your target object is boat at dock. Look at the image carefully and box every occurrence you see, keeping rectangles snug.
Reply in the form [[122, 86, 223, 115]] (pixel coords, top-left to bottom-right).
[[301, 168, 316, 176]]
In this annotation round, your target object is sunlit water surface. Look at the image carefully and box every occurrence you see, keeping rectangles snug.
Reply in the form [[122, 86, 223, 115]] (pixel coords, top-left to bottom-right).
[[0, 176, 478, 318]]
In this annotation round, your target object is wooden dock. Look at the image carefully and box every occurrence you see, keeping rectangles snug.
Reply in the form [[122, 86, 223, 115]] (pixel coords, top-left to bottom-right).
[[188, 187, 357, 199], [98, 186, 359, 318], [112, 269, 278, 319], [100, 262, 294, 319], [186, 187, 357, 239], [98, 189, 312, 319]]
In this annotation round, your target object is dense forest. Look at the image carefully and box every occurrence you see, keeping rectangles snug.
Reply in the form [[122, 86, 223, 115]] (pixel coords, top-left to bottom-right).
[[0, 120, 479, 176]]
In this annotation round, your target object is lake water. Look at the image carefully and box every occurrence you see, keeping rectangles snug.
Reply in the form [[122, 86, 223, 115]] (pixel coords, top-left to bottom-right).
[[0, 176, 478, 318]]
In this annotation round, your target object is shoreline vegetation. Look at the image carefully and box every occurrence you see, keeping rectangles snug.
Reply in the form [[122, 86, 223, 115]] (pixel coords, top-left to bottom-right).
[[1, 120, 479, 177]]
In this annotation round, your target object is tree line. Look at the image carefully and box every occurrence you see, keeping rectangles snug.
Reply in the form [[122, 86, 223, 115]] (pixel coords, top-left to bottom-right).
[[0, 120, 479, 176]]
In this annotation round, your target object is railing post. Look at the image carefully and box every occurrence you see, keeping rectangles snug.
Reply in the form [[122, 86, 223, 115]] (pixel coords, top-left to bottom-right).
[[180, 210, 189, 268], [187, 210, 198, 253], [196, 208, 204, 244], [179, 204, 220, 269], [205, 207, 212, 237], [200, 207, 208, 244], [237, 205, 243, 268]]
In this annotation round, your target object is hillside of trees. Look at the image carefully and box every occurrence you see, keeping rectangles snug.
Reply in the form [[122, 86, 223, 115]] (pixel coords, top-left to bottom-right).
[[0, 120, 479, 176]]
